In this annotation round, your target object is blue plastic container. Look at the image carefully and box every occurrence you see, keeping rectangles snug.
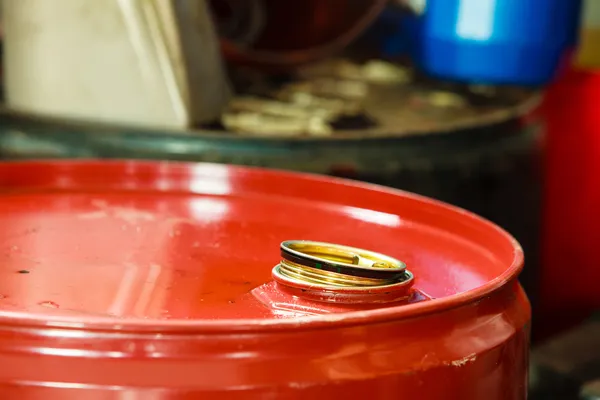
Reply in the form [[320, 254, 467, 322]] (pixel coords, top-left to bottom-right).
[[409, 0, 583, 85]]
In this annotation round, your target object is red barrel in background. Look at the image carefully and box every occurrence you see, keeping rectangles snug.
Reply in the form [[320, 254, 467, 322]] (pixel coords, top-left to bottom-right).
[[538, 0, 600, 339], [539, 67, 600, 338], [0, 161, 529, 398]]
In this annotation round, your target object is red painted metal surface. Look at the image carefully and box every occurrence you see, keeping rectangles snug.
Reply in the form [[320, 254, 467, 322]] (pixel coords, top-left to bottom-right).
[[0, 161, 529, 398], [539, 67, 600, 338]]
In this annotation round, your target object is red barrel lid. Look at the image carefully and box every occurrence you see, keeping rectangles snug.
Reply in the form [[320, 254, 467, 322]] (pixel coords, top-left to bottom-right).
[[0, 161, 522, 332]]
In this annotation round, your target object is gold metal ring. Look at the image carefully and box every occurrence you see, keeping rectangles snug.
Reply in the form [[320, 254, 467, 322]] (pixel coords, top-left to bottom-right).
[[276, 240, 411, 288]]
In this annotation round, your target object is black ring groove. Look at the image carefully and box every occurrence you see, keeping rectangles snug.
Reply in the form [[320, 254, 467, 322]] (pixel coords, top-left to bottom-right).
[[280, 248, 408, 281]]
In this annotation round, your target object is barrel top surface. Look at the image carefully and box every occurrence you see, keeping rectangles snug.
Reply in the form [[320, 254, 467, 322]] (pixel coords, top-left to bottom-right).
[[0, 161, 523, 332]]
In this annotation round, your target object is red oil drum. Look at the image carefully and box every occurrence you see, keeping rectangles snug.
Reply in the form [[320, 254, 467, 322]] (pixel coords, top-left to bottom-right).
[[0, 161, 529, 399], [539, 67, 600, 338]]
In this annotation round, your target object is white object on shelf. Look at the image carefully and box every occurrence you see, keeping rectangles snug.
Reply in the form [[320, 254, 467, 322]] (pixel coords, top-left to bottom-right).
[[2, 0, 231, 129]]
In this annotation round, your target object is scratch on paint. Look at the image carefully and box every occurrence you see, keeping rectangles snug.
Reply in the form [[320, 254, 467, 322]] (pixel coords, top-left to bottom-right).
[[449, 353, 477, 367]]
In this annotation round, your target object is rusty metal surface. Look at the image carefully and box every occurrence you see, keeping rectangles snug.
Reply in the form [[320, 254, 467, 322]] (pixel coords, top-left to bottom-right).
[[220, 59, 538, 137]]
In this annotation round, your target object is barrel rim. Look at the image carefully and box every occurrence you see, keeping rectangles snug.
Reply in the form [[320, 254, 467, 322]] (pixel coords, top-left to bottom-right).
[[0, 160, 524, 333], [0, 92, 540, 141]]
